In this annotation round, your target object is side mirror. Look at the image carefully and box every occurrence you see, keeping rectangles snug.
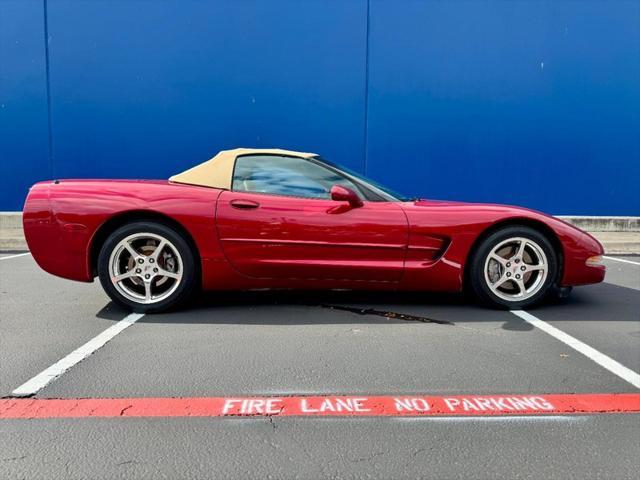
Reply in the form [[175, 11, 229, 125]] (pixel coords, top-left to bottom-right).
[[330, 185, 363, 208]]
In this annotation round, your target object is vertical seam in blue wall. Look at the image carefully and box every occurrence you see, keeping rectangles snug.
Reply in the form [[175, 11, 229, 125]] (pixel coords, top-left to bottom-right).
[[43, 0, 54, 178], [362, 0, 370, 175]]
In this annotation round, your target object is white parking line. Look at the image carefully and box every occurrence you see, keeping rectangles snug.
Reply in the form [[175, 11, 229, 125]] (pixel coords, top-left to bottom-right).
[[0, 252, 31, 261], [11, 312, 144, 397], [603, 256, 640, 266], [512, 310, 640, 389]]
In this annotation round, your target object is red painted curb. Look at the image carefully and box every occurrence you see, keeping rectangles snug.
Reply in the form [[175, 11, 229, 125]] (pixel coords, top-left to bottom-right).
[[1, 393, 639, 419]]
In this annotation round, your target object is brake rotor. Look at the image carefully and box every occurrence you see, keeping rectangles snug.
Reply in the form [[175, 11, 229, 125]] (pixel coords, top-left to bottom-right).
[[124, 240, 176, 287], [492, 244, 536, 292]]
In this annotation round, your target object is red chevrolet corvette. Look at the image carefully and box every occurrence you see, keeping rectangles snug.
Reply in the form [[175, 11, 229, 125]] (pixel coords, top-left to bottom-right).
[[23, 148, 605, 312]]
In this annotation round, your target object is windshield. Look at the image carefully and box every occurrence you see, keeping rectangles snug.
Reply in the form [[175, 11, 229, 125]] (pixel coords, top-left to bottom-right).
[[313, 157, 411, 202]]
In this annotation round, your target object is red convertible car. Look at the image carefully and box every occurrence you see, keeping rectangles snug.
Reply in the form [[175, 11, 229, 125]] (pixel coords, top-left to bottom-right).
[[23, 148, 605, 313]]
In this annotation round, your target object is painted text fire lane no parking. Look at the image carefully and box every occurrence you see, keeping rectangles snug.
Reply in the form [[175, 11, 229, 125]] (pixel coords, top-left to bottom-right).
[[2, 393, 639, 419]]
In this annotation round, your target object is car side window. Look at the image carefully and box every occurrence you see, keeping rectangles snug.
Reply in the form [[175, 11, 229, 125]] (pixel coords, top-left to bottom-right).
[[232, 155, 362, 199]]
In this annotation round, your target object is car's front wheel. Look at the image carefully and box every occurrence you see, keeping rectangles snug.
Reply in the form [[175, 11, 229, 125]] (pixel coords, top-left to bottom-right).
[[97, 222, 197, 313], [468, 226, 559, 309]]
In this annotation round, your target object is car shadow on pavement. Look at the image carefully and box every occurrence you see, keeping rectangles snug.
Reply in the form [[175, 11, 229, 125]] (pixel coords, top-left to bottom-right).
[[96, 302, 134, 320], [111, 290, 471, 326], [96, 282, 636, 330], [119, 289, 530, 327]]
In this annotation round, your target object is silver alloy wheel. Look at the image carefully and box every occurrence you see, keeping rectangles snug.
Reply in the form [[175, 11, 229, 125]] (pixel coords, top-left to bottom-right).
[[483, 236, 548, 302], [108, 232, 183, 304]]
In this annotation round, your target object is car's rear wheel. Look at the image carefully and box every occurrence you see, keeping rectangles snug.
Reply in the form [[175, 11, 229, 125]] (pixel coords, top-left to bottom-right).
[[98, 222, 196, 313], [468, 226, 559, 309]]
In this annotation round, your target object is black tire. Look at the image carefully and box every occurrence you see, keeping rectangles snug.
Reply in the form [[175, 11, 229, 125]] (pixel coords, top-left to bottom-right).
[[97, 221, 197, 313], [468, 226, 559, 309]]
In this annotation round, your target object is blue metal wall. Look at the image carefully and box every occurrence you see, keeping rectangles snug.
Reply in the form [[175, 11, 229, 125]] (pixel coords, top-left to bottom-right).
[[1, 0, 639, 214]]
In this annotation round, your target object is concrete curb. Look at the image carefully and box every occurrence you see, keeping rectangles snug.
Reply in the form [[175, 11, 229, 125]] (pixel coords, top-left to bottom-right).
[[558, 216, 640, 232], [0, 212, 22, 229], [1, 212, 639, 254], [588, 232, 640, 255]]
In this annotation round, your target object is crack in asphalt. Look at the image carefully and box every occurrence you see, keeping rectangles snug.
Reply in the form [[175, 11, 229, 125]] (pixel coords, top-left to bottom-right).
[[350, 451, 385, 463], [119, 405, 134, 416], [319, 305, 453, 325], [1, 455, 27, 462], [267, 415, 277, 431]]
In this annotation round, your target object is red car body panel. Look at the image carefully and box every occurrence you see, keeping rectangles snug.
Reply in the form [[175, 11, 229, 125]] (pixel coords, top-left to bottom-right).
[[23, 179, 605, 292], [216, 190, 408, 282]]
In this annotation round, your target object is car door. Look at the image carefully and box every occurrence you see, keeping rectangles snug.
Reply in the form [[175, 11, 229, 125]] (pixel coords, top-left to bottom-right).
[[215, 154, 408, 282]]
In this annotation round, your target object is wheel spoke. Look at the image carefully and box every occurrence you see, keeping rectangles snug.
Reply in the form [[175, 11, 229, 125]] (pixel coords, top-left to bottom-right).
[[124, 241, 140, 261], [525, 264, 545, 272], [144, 281, 152, 302], [113, 270, 137, 283], [490, 253, 508, 266], [157, 267, 180, 280], [151, 239, 168, 261], [514, 278, 526, 295], [514, 240, 527, 260], [492, 275, 510, 289]]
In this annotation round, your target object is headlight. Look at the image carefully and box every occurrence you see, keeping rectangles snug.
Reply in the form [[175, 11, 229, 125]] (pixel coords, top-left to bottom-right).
[[586, 255, 604, 267]]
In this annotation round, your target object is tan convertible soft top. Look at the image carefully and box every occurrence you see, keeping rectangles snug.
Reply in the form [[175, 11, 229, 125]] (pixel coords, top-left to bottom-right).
[[169, 148, 317, 190]]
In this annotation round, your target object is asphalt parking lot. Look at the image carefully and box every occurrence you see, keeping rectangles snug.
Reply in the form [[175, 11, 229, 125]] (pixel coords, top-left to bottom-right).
[[1, 253, 639, 479]]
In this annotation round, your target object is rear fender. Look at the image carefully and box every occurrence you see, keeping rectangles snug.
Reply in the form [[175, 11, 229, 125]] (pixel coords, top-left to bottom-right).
[[23, 180, 224, 283]]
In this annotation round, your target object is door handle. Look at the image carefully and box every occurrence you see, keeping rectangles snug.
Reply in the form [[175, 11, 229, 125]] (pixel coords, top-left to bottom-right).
[[230, 199, 260, 210]]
